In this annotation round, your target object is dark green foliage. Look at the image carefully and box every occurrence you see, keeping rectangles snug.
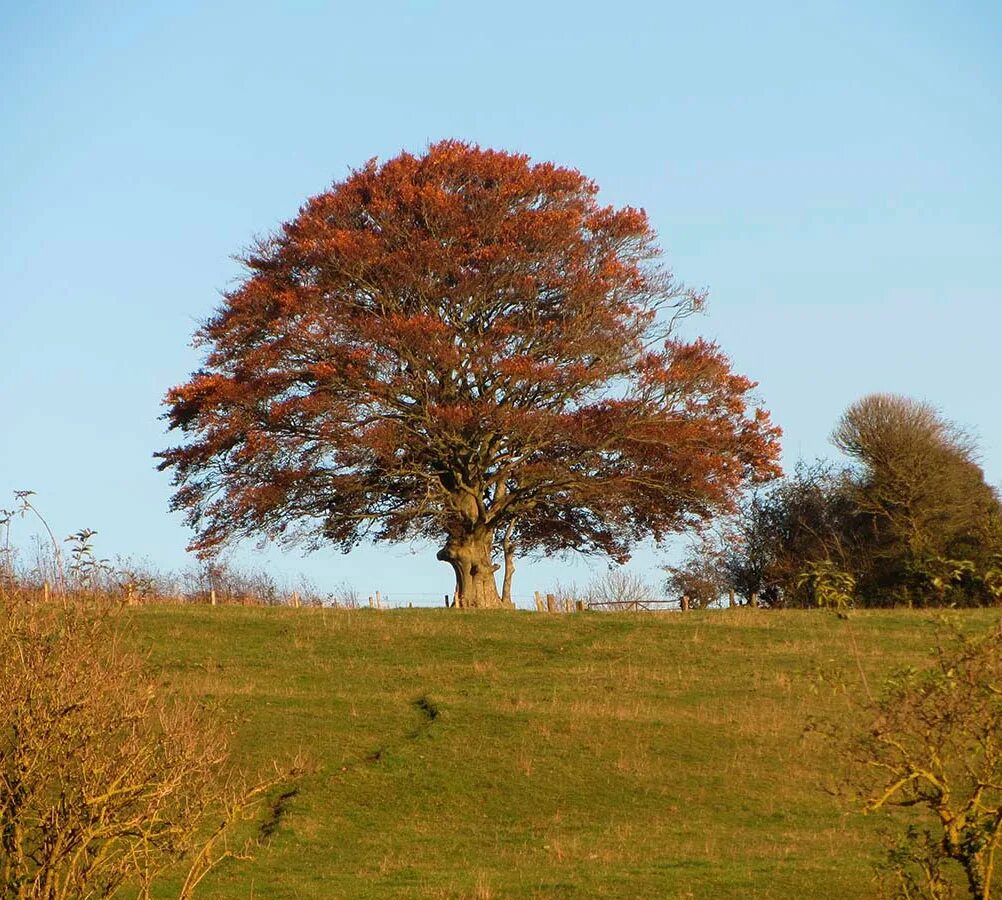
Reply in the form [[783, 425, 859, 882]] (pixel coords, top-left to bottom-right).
[[834, 394, 1002, 608], [691, 396, 1002, 609]]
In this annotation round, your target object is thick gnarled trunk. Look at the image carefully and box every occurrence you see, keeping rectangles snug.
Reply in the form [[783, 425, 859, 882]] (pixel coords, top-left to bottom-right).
[[437, 529, 507, 608]]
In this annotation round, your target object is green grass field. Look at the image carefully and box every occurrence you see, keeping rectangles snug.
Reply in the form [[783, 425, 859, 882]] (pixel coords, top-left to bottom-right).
[[130, 605, 998, 899]]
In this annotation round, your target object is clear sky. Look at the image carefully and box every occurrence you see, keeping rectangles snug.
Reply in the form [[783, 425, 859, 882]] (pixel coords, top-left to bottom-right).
[[2, 1, 1000, 605]]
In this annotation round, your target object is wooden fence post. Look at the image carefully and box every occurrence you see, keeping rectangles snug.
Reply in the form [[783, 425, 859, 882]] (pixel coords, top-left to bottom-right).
[[534, 591, 544, 612], [210, 588, 217, 607], [375, 590, 382, 609], [546, 593, 556, 613]]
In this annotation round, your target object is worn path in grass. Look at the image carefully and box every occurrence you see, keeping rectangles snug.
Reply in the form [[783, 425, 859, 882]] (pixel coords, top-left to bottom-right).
[[132, 606, 998, 898]]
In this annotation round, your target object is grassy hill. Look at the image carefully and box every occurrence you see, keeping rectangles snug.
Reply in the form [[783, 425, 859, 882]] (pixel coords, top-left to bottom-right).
[[130, 605, 998, 898]]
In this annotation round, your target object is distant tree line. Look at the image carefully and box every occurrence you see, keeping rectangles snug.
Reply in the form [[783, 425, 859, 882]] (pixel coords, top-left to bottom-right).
[[668, 393, 1002, 608]]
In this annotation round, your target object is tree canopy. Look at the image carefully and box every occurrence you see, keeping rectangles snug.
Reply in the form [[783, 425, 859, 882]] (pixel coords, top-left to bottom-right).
[[157, 141, 782, 607], [834, 394, 1002, 605], [685, 395, 1002, 609]]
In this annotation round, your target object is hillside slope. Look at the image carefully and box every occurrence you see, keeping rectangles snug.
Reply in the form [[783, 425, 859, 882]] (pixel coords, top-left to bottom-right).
[[132, 606, 995, 898]]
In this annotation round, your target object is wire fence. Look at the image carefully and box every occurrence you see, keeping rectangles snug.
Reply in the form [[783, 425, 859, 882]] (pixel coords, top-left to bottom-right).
[[349, 591, 692, 612]]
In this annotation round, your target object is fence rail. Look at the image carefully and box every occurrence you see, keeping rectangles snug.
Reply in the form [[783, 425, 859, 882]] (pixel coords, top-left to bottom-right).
[[584, 598, 682, 612]]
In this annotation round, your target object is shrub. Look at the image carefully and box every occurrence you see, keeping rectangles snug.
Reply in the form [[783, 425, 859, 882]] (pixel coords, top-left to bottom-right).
[[796, 560, 856, 611], [837, 620, 1002, 898], [0, 595, 299, 899]]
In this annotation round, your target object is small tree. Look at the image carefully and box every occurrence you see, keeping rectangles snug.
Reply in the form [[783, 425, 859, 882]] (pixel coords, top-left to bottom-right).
[[585, 568, 655, 610], [664, 534, 728, 608], [676, 461, 857, 608], [833, 394, 1002, 606], [842, 621, 1002, 898], [157, 141, 782, 608]]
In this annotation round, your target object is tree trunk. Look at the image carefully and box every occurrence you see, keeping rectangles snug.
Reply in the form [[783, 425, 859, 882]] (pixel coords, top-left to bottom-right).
[[437, 530, 504, 609], [501, 522, 516, 607]]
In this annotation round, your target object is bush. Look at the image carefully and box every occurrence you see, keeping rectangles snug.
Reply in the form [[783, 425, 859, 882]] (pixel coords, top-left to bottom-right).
[[0, 594, 299, 898], [835, 621, 1002, 898], [796, 560, 855, 611]]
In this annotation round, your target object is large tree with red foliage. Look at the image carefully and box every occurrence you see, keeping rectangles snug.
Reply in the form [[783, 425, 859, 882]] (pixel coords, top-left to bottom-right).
[[158, 141, 781, 607]]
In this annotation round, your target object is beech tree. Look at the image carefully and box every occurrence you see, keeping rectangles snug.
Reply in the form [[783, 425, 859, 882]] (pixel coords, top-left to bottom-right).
[[158, 141, 781, 607]]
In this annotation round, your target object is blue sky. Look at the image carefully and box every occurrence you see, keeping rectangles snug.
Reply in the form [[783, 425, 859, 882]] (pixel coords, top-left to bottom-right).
[[2, 1, 1000, 605]]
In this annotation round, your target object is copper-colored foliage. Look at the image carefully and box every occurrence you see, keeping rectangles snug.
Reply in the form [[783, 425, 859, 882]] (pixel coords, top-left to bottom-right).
[[157, 141, 781, 605]]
